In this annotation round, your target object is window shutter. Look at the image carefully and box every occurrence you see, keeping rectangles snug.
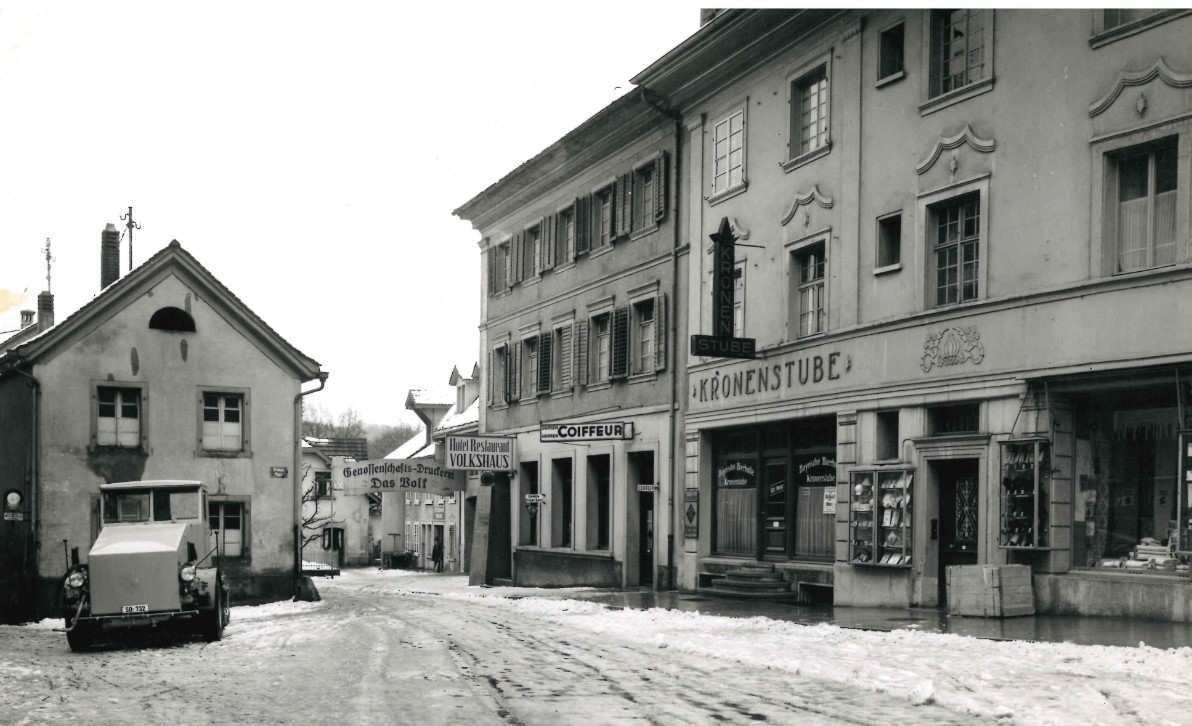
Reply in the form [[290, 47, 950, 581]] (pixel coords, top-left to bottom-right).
[[611, 307, 630, 379], [506, 342, 519, 403], [537, 332, 552, 394], [575, 197, 591, 255], [557, 325, 573, 390], [503, 244, 513, 289], [522, 230, 534, 281], [574, 320, 588, 388], [487, 349, 494, 405], [654, 152, 668, 224], [554, 212, 566, 265], [486, 243, 496, 294], [542, 215, 555, 271], [654, 293, 667, 372]]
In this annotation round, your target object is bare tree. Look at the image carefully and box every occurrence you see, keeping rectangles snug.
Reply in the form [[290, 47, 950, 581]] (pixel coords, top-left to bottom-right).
[[367, 422, 421, 459], [302, 403, 366, 439]]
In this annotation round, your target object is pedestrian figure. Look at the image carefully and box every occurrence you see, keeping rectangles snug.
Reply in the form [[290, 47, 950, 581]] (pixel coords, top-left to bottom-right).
[[432, 536, 444, 573]]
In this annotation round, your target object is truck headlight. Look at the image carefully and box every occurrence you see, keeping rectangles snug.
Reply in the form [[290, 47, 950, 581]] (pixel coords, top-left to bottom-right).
[[66, 571, 86, 589], [180, 565, 197, 582]]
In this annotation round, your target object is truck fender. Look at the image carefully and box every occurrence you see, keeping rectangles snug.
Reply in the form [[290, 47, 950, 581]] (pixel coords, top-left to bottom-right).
[[194, 566, 220, 609]]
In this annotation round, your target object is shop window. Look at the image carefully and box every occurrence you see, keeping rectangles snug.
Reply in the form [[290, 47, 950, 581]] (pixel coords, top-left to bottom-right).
[[148, 306, 196, 332], [202, 392, 246, 453], [791, 242, 826, 338], [929, 9, 989, 99], [586, 454, 612, 551], [209, 500, 247, 559], [519, 461, 539, 547], [931, 193, 981, 307], [877, 212, 902, 269], [711, 106, 746, 198], [928, 403, 980, 435], [713, 428, 759, 557], [878, 21, 905, 83], [791, 65, 829, 159], [876, 410, 900, 460], [551, 458, 573, 548], [96, 385, 141, 448], [1108, 137, 1177, 274]]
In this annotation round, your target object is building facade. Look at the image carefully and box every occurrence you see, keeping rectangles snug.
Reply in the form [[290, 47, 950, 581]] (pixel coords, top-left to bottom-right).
[[300, 437, 372, 569], [0, 233, 323, 622], [457, 91, 684, 589], [629, 8, 1192, 619]]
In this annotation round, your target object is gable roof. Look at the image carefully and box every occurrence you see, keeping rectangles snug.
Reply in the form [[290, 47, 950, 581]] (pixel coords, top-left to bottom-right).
[[406, 387, 455, 408], [304, 437, 369, 460], [0, 240, 321, 381], [385, 429, 432, 460]]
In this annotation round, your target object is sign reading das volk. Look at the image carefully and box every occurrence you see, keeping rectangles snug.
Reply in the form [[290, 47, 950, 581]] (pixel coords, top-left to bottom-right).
[[446, 436, 516, 471], [540, 422, 634, 442], [340, 459, 463, 496]]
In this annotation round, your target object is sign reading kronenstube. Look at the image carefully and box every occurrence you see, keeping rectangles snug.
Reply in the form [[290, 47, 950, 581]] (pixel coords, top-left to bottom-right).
[[340, 459, 463, 496], [540, 421, 634, 442], [446, 435, 516, 471]]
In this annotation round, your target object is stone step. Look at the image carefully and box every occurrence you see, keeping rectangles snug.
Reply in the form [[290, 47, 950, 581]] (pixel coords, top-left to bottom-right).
[[701, 585, 804, 602], [718, 577, 789, 590], [723, 570, 785, 582]]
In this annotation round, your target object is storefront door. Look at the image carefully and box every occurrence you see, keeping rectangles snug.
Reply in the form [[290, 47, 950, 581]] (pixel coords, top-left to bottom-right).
[[937, 459, 979, 605], [638, 491, 654, 586], [763, 459, 788, 558]]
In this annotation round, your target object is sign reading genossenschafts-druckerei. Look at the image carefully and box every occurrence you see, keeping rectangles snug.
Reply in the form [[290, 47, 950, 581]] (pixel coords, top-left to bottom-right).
[[446, 436, 516, 471], [540, 421, 634, 442], [340, 459, 463, 496]]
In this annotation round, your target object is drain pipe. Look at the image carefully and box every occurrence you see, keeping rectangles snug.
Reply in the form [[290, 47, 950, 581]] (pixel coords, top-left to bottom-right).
[[293, 371, 328, 596], [640, 86, 683, 590], [11, 364, 41, 612]]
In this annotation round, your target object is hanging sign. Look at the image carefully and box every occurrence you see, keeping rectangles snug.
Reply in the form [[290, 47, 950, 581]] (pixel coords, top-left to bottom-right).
[[540, 422, 633, 442], [340, 459, 463, 496], [446, 436, 516, 471]]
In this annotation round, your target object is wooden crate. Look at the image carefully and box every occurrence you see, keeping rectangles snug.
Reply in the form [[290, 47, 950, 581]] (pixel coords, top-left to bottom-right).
[[946, 564, 1035, 617]]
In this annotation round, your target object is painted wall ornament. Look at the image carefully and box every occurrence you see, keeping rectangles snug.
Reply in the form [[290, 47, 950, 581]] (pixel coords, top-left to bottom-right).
[[921, 326, 985, 373]]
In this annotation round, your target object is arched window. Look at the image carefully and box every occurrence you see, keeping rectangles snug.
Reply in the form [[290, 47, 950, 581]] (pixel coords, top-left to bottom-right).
[[148, 307, 196, 332]]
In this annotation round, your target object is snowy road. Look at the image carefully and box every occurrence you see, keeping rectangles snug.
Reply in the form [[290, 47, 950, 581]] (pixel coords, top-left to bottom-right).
[[2, 569, 1191, 725]]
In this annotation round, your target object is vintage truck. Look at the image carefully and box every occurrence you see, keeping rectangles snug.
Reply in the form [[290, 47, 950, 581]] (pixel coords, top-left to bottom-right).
[[61, 480, 230, 650]]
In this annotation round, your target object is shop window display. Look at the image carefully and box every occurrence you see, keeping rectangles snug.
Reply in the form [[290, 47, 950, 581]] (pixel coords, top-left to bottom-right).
[[849, 466, 913, 566], [999, 439, 1050, 548]]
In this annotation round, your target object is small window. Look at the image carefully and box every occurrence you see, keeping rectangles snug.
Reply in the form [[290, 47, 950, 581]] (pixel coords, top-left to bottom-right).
[[929, 9, 988, 98], [928, 403, 980, 435], [931, 193, 981, 306], [314, 471, 331, 498], [148, 307, 196, 332], [97, 386, 141, 448], [525, 225, 541, 278], [522, 337, 538, 400], [1111, 137, 1177, 273], [1104, 8, 1163, 29], [878, 22, 905, 81], [712, 108, 745, 196], [209, 500, 245, 558], [491, 345, 509, 404], [792, 66, 829, 157], [793, 243, 825, 338], [551, 324, 573, 393], [633, 165, 655, 229], [203, 393, 244, 452], [877, 213, 902, 268], [876, 410, 900, 460], [558, 208, 576, 262]]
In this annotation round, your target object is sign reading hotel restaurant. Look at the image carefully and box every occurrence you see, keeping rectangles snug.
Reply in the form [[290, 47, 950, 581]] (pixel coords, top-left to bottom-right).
[[340, 459, 463, 496], [540, 421, 634, 442], [446, 435, 516, 471]]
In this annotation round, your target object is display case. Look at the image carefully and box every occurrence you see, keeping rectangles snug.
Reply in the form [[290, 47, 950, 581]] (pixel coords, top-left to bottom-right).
[[849, 466, 914, 567], [999, 438, 1050, 549]]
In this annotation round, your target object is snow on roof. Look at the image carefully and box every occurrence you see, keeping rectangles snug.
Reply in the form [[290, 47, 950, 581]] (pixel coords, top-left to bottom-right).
[[303, 437, 368, 460], [435, 397, 479, 434], [384, 429, 431, 460], [407, 388, 455, 407]]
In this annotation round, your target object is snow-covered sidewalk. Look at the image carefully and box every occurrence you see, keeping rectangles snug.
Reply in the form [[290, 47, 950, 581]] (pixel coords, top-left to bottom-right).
[[339, 569, 1192, 725]]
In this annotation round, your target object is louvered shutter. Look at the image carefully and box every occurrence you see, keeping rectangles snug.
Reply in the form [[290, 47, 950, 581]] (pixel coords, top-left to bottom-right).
[[486, 244, 496, 294], [654, 152, 668, 224], [503, 244, 513, 289], [486, 349, 494, 405], [574, 320, 589, 388], [509, 233, 520, 285], [575, 196, 591, 255], [522, 230, 535, 281], [507, 342, 520, 402], [611, 307, 630, 379], [554, 212, 566, 265], [557, 325, 573, 390], [654, 293, 667, 372], [537, 332, 552, 394]]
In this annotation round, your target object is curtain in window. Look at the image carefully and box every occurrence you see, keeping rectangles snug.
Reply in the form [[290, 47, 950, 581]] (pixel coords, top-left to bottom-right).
[[794, 485, 834, 559], [715, 488, 756, 555]]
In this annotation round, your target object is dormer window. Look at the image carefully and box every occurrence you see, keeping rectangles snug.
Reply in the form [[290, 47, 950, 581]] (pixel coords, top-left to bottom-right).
[[149, 307, 196, 332]]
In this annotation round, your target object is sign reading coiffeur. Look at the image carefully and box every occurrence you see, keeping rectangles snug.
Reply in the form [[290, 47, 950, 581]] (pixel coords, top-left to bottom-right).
[[540, 422, 634, 442]]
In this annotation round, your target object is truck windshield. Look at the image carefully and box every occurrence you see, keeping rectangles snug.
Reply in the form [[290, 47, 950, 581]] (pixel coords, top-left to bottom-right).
[[102, 489, 200, 523]]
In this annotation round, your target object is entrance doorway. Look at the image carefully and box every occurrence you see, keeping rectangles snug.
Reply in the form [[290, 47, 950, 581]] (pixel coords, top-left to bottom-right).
[[935, 459, 980, 606], [639, 491, 654, 586]]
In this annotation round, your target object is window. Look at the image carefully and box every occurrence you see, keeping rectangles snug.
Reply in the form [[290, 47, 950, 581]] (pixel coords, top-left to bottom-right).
[[522, 337, 538, 400], [593, 314, 611, 384], [633, 165, 655, 230], [586, 454, 611, 550], [209, 501, 245, 558], [932, 193, 981, 306], [202, 393, 244, 452], [793, 66, 829, 157], [313, 471, 331, 499], [551, 458, 573, 548], [551, 324, 573, 393], [526, 225, 541, 278], [794, 243, 825, 338], [519, 461, 539, 546], [633, 299, 656, 374], [877, 213, 902, 269], [928, 403, 980, 435], [1104, 8, 1163, 29], [876, 410, 900, 460], [1092, 9, 1189, 47], [1111, 138, 1177, 273], [530, 331, 552, 396], [732, 263, 745, 338], [490, 344, 509, 405], [148, 306, 196, 332], [929, 9, 988, 98], [712, 108, 745, 196], [97, 386, 141, 448], [878, 22, 905, 82], [559, 208, 576, 262], [594, 187, 614, 250]]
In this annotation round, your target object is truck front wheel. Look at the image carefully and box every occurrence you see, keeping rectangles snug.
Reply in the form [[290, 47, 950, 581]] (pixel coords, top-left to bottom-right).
[[201, 576, 226, 642], [65, 617, 92, 652]]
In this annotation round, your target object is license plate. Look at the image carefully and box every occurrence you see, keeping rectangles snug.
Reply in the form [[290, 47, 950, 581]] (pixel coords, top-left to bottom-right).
[[121, 604, 149, 614]]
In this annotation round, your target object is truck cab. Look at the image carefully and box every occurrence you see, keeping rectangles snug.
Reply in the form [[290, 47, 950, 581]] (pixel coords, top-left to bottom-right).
[[61, 480, 230, 650]]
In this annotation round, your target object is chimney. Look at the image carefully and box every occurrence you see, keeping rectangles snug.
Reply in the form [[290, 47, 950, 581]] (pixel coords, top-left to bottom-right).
[[37, 292, 54, 332], [20, 309, 34, 328], [101, 223, 120, 289]]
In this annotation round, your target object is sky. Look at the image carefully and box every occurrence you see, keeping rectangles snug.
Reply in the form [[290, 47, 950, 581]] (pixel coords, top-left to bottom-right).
[[0, 1, 702, 425]]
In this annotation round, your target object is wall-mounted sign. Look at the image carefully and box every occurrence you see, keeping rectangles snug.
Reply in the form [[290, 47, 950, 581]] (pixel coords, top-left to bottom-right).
[[636, 484, 658, 493], [446, 436, 516, 471], [690, 335, 757, 360], [717, 461, 756, 489], [340, 459, 463, 496], [540, 422, 634, 442], [822, 489, 837, 515], [524, 493, 547, 504], [3, 512, 24, 522], [711, 217, 736, 338], [683, 488, 699, 538], [270, 467, 289, 478]]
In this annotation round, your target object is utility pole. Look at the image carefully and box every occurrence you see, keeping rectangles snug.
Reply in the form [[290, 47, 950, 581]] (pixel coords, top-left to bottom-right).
[[41, 238, 54, 292], [120, 206, 140, 272]]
